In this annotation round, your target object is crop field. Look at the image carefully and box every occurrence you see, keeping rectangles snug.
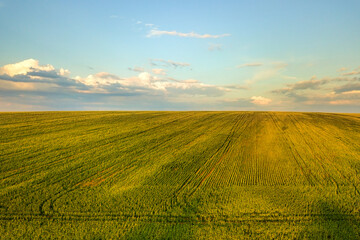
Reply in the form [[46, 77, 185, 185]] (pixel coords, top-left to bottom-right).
[[1, 111, 360, 239]]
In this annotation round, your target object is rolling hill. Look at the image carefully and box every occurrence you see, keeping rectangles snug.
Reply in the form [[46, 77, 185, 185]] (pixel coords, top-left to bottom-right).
[[1, 111, 359, 239]]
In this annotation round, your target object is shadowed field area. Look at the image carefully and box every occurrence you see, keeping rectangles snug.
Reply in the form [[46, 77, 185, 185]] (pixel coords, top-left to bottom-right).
[[1, 111, 360, 239]]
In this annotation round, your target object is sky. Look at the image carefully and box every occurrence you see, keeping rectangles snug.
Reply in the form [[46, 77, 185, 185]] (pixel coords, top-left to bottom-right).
[[0, 0, 359, 112]]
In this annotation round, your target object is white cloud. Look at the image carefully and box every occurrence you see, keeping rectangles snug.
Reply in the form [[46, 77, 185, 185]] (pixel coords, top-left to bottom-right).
[[138, 72, 151, 84], [152, 68, 166, 75], [59, 68, 71, 76], [0, 59, 55, 76], [0, 59, 253, 111], [147, 29, 230, 39], [251, 96, 272, 105], [75, 70, 231, 96], [0, 59, 72, 83], [75, 72, 122, 87], [0, 59, 234, 100]]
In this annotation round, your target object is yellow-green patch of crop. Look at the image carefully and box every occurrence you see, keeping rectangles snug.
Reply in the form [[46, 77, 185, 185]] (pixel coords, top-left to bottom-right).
[[1, 111, 359, 239]]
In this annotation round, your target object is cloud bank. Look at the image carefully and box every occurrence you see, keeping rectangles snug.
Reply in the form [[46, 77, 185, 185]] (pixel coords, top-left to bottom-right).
[[272, 75, 360, 109], [1, 59, 359, 112], [0, 59, 247, 111]]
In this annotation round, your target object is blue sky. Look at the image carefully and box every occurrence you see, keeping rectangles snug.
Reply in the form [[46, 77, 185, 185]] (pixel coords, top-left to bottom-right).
[[0, 0, 359, 112]]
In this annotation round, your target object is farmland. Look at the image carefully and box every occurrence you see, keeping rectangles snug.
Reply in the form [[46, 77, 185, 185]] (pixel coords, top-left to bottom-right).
[[0, 111, 360, 239]]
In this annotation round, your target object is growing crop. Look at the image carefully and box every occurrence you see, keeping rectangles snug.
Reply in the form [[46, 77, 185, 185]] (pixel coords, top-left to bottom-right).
[[1, 111, 359, 239]]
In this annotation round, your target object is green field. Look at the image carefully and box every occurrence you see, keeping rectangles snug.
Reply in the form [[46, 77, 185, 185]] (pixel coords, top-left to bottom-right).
[[1, 111, 360, 239]]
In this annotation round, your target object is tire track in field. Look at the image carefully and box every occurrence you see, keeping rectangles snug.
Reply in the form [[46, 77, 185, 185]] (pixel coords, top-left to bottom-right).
[[289, 114, 359, 194], [305, 113, 360, 150], [88, 112, 229, 188], [35, 114, 192, 213], [288, 115, 339, 186], [0, 112, 196, 183], [291, 114, 360, 194], [0, 112, 192, 161], [174, 113, 253, 197], [193, 114, 250, 190], [172, 113, 241, 196], [148, 113, 236, 186], [288, 115, 344, 189], [302, 113, 360, 159], [0, 113, 111, 144], [269, 113, 316, 186], [39, 113, 225, 215], [1, 212, 359, 224], [0, 112, 187, 161], [51, 114, 225, 212], [38, 129, 185, 215]]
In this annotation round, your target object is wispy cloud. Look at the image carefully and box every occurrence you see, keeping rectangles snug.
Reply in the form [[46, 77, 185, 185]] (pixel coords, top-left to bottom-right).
[[334, 83, 360, 93], [221, 84, 248, 90], [128, 66, 145, 72], [342, 70, 360, 76], [150, 59, 190, 68], [237, 63, 263, 68], [274, 76, 353, 93], [272, 75, 360, 106], [284, 76, 328, 90], [147, 29, 230, 39], [341, 66, 360, 76], [244, 62, 287, 85]]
